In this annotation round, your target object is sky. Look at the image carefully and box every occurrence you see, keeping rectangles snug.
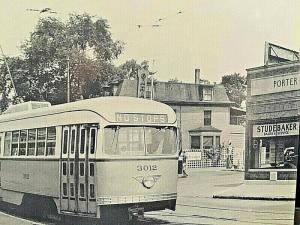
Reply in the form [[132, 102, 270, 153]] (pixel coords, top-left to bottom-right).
[[0, 0, 300, 83]]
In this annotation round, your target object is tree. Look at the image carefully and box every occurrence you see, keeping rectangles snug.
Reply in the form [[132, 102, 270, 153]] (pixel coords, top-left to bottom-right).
[[1, 13, 124, 106], [221, 73, 246, 107], [118, 59, 141, 79], [0, 60, 12, 112], [117, 59, 152, 80]]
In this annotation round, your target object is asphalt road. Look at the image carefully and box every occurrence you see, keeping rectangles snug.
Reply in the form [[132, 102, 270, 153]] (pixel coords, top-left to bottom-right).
[[140, 168, 295, 225], [0, 168, 295, 225]]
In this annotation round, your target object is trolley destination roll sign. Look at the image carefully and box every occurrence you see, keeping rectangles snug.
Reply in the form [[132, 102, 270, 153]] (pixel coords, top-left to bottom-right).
[[115, 113, 168, 123]]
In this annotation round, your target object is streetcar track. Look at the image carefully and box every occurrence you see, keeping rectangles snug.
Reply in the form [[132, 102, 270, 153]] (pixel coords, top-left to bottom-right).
[[146, 212, 238, 222], [175, 202, 293, 215], [0, 206, 293, 225], [145, 211, 291, 225]]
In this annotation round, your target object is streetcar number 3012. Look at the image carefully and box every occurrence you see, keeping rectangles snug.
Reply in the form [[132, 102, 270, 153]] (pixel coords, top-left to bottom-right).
[[137, 165, 158, 171]]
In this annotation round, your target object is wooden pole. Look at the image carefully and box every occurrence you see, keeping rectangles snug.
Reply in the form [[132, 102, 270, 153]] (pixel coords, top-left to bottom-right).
[[67, 56, 70, 103]]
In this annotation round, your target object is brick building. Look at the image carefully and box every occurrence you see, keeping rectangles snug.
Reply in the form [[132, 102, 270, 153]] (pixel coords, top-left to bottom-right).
[[114, 71, 245, 168], [246, 60, 300, 180]]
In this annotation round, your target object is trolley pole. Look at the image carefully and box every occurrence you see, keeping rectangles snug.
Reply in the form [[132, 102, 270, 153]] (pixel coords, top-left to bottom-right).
[[0, 44, 17, 97], [67, 56, 70, 103]]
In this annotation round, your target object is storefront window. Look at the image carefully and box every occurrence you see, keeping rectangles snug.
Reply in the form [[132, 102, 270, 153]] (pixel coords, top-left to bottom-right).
[[251, 121, 299, 169]]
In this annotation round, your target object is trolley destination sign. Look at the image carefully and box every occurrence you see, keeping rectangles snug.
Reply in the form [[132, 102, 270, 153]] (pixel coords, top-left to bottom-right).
[[253, 122, 299, 137], [115, 113, 168, 123]]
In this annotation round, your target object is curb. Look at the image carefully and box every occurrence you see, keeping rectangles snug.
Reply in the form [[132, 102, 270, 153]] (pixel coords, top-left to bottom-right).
[[212, 195, 295, 201]]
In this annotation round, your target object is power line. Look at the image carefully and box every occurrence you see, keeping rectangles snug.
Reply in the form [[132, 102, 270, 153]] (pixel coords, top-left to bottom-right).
[[137, 9, 184, 29], [26, 8, 57, 14], [155, 10, 183, 23]]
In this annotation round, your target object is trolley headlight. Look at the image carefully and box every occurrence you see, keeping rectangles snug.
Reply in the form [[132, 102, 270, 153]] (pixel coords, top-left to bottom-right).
[[142, 176, 155, 189]]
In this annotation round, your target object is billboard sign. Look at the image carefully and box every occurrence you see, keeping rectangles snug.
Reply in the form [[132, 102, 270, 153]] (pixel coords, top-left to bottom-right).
[[264, 42, 299, 66]]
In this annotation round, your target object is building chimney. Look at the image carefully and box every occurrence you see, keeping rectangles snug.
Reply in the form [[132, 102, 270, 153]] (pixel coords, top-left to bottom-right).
[[195, 69, 201, 84]]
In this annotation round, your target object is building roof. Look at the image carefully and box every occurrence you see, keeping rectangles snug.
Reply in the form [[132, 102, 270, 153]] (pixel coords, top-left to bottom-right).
[[230, 106, 246, 113], [246, 60, 300, 73], [116, 79, 137, 97], [188, 125, 222, 133], [117, 79, 233, 105]]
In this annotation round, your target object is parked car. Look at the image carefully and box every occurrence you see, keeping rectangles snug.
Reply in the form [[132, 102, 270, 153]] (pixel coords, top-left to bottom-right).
[[284, 147, 297, 168]]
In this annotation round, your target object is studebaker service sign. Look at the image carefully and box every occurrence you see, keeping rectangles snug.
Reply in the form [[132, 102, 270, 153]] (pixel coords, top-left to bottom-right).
[[253, 122, 299, 137]]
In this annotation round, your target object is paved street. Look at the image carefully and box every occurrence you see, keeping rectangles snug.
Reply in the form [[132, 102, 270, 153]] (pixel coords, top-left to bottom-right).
[[140, 168, 295, 225], [0, 168, 295, 225]]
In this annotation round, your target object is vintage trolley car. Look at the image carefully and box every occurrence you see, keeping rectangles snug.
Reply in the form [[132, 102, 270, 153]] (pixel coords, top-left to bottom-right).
[[0, 97, 179, 222]]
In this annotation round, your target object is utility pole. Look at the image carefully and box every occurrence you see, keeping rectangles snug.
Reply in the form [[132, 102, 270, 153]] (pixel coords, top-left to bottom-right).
[[0, 45, 17, 97], [67, 56, 70, 103], [150, 59, 155, 100]]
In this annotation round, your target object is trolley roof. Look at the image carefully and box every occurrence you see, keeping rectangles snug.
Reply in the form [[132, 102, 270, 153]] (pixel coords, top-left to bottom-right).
[[0, 97, 177, 124]]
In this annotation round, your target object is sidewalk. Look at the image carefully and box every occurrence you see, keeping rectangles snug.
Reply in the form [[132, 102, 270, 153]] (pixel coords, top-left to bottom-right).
[[213, 180, 296, 200]]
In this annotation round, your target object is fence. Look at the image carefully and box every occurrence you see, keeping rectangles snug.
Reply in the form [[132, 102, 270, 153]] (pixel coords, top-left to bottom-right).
[[184, 147, 245, 169], [184, 148, 226, 168]]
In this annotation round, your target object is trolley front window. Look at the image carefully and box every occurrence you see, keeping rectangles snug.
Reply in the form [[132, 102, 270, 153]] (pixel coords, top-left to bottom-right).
[[104, 126, 177, 156]]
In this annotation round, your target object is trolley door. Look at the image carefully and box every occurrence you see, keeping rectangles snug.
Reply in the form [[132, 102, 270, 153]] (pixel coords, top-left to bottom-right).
[[60, 124, 97, 215]]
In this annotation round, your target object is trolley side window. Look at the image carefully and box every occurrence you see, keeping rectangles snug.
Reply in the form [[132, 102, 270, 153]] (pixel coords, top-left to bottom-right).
[[37, 128, 46, 156], [4, 132, 12, 156], [46, 127, 56, 156], [3, 127, 56, 157], [27, 129, 36, 156], [19, 130, 27, 156], [11, 131, 19, 156]]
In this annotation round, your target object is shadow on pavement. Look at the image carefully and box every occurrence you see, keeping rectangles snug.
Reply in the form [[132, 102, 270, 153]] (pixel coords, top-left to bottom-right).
[[137, 216, 211, 225]]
